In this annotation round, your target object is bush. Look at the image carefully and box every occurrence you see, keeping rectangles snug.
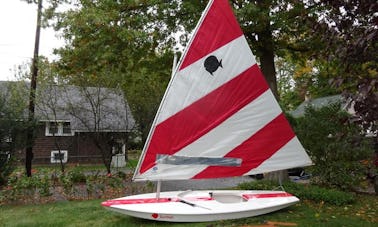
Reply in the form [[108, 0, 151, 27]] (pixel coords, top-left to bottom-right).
[[292, 103, 374, 190], [59, 167, 87, 194], [67, 168, 87, 184], [0, 83, 30, 187], [2, 170, 52, 202], [0, 152, 14, 187], [238, 180, 355, 206]]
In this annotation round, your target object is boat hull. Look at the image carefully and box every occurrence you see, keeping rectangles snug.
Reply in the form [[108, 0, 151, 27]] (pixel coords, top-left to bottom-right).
[[102, 190, 299, 222]]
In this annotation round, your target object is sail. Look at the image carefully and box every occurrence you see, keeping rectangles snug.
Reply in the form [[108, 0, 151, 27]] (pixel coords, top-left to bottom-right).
[[133, 0, 312, 181]]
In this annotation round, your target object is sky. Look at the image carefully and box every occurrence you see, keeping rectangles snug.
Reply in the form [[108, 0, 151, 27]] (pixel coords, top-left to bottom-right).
[[0, 0, 64, 81]]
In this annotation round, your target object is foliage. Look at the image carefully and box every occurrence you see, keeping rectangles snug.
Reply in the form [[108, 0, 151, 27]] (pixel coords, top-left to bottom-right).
[[292, 104, 374, 190], [0, 82, 30, 186], [32, 0, 377, 145], [0, 165, 153, 205], [123, 52, 172, 143], [63, 167, 87, 184], [276, 59, 302, 111], [238, 180, 355, 206], [311, 0, 378, 140], [45, 0, 328, 141], [2, 169, 52, 202], [45, 0, 175, 143], [230, 0, 326, 98]]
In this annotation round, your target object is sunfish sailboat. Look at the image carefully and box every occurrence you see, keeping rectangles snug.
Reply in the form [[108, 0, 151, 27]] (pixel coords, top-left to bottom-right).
[[102, 0, 312, 222]]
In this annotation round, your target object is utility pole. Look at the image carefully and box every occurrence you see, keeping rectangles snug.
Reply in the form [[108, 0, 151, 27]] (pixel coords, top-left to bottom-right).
[[25, 0, 42, 177]]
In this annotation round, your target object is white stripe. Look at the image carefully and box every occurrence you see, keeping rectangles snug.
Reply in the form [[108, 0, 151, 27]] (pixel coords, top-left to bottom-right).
[[244, 137, 313, 175], [137, 90, 282, 180], [156, 36, 256, 124], [177, 90, 281, 157]]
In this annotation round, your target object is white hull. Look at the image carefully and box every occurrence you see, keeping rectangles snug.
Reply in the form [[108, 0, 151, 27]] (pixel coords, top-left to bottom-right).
[[102, 190, 299, 222]]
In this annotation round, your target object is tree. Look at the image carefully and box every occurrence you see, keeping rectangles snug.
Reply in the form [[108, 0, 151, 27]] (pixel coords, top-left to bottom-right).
[[229, 1, 320, 99], [22, 0, 43, 177], [33, 58, 77, 173], [58, 85, 134, 174], [36, 83, 69, 173], [0, 82, 30, 186], [44, 1, 377, 181], [276, 58, 302, 111], [311, 0, 378, 140], [45, 0, 175, 143], [44, 0, 321, 183]]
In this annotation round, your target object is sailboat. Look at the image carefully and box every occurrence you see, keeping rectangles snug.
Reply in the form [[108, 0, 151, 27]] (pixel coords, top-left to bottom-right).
[[102, 0, 312, 222]]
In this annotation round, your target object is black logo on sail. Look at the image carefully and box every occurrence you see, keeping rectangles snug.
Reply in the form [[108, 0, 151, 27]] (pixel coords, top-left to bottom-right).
[[204, 55, 222, 76]]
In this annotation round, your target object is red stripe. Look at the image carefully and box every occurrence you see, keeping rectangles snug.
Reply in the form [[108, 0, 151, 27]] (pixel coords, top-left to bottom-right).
[[101, 193, 293, 207], [101, 197, 212, 207], [180, 0, 243, 70], [193, 114, 295, 179], [242, 192, 293, 199], [140, 65, 269, 173], [102, 198, 172, 206]]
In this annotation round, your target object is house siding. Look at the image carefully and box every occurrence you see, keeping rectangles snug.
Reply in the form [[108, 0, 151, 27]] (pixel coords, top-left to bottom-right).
[[17, 124, 127, 165], [32, 124, 75, 164]]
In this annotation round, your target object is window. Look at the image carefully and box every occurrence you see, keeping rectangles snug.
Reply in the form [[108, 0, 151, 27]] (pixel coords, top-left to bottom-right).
[[45, 121, 72, 136], [50, 150, 68, 163], [62, 122, 71, 134], [49, 122, 59, 135]]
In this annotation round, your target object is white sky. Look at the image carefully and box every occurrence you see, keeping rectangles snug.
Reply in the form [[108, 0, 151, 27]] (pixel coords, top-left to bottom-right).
[[0, 0, 64, 81]]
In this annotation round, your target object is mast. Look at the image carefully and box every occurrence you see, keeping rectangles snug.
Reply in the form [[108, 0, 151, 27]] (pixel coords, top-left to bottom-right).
[[154, 51, 180, 199]]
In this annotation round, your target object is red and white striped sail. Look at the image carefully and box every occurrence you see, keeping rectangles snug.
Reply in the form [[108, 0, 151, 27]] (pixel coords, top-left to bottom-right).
[[133, 0, 312, 181]]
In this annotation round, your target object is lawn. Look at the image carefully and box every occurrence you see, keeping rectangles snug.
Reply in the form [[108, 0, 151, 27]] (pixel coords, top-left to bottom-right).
[[0, 194, 376, 227], [1, 165, 376, 226]]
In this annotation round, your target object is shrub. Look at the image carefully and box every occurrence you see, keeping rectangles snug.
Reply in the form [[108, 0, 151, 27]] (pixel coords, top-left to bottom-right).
[[67, 167, 87, 184], [1, 170, 52, 202], [292, 103, 374, 190], [0, 154, 14, 187], [237, 180, 355, 206], [59, 167, 87, 194], [0, 83, 30, 187]]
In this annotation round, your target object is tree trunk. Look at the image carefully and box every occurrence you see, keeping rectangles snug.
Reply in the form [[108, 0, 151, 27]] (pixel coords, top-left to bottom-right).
[[260, 47, 278, 100], [256, 0, 287, 182], [25, 0, 43, 177], [264, 169, 289, 182]]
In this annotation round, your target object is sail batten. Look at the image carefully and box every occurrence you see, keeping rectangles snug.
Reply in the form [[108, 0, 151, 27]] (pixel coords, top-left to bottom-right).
[[133, 0, 312, 182], [157, 154, 242, 167]]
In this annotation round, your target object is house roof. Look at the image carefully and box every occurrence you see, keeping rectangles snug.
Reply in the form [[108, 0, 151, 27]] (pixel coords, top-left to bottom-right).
[[0, 81, 135, 132], [290, 94, 345, 118]]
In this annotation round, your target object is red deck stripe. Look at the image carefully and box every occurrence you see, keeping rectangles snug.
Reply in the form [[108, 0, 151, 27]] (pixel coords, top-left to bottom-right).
[[139, 65, 269, 173], [193, 114, 295, 179], [180, 0, 243, 70], [242, 192, 293, 199], [101, 193, 293, 207], [101, 197, 212, 207]]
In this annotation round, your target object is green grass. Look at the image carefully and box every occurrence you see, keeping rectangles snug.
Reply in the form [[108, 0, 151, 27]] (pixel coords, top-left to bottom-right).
[[0, 195, 376, 227]]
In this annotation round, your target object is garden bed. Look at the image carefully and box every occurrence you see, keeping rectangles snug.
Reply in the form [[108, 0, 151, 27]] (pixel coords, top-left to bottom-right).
[[0, 166, 153, 205]]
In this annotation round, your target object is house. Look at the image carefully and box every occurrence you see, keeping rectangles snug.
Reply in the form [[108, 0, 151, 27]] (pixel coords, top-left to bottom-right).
[[290, 94, 355, 118], [0, 81, 135, 165]]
